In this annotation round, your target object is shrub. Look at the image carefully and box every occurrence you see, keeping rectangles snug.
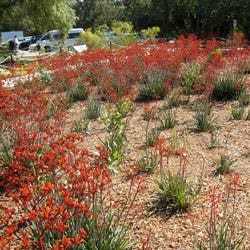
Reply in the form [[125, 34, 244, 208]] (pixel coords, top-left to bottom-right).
[[159, 110, 177, 130], [193, 102, 216, 132], [76, 29, 104, 49], [111, 21, 137, 46], [231, 105, 245, 120], [211, 75, 245, 101], [136, 70, 169, 102], [38, 69, 53, 86], [141, 26, 160, 40], [214, 154, 236, 175], [104, 101, 130, 171], [86, 99, 101, 120], [112, 21, 134, 35], [182, 63, 200, 95], [66, 83, 89, 107]]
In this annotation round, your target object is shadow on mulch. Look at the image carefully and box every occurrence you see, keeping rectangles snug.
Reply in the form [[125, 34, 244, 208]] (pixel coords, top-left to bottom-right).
[[146, 195, 191, 220]]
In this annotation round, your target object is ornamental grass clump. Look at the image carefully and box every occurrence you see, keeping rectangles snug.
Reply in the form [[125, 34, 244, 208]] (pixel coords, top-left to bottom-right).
[[145, 127, 160, 147], [164, 90, 188, 109], [156, 173, 195, 212], [214, 154, 236, 176], [85, 99, 101, 120], [136, 150, 157, 174], [193, 102, 216, 132], [209, 130, 221, 149], [159, 110, 178, 130], [211, 74, 245, 101], [238, 91, 250, 106], [66, 83, 89, 107], [152, 138, 201, 214], [230, 105, 245, 120], [136, 70, 170, 102], [71, 117, 89, 134]]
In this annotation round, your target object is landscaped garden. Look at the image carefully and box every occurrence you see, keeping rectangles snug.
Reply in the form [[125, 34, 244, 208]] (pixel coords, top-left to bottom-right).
[[0, 35, 249, 249]]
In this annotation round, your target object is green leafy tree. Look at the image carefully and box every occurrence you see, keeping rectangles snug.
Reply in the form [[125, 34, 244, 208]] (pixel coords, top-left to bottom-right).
[[75, 0, 123, 30], [0, 0, 76, 37], [121, 0, 157, 30]]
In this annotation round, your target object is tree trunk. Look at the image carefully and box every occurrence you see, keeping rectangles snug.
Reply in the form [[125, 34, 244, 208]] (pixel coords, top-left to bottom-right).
[[162, 0, 171, 36]]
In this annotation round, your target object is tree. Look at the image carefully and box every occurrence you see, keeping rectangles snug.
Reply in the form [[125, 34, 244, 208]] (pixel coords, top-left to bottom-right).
[[121, 0, 157, 30], [149, 0, 250, 38], [75, 0, 123, 30], [0, 0, 76, 36]]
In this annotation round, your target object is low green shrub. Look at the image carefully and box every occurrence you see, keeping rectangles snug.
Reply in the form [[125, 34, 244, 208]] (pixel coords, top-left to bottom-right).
[[76, 29, 104, 49]]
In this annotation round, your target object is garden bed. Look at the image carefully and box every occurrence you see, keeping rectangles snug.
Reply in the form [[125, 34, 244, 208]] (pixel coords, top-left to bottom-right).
[[0, 36, 249, 249]]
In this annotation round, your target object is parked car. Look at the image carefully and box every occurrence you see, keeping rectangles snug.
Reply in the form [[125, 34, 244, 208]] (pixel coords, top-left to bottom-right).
[[30, 28, 85, 52], [18, 36, 41, 50], [104, 31, 117, 40]]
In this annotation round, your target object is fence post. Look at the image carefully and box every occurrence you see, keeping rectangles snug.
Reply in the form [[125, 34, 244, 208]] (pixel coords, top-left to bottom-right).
[[10, 53, 13, 66]]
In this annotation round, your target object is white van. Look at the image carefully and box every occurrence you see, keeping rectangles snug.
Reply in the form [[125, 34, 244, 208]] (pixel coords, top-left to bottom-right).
[[30, 28, 85, 51]]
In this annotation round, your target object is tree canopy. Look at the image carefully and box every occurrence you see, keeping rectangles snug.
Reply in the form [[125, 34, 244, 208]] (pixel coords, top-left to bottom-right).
[[0, 0, 249, 39], [0, 0, 76, 36]]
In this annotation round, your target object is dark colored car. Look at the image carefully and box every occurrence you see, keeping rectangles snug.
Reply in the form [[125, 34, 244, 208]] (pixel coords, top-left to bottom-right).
[[18, 36, 41, 50]]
